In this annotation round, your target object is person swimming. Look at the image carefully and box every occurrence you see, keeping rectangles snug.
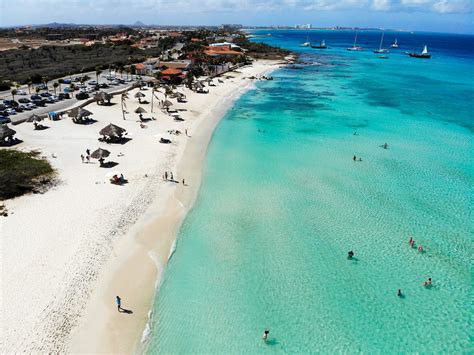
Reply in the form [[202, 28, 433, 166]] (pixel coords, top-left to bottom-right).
[[418, 245, 424, 253], [423, 278, 432, 286], [409, 238, 415, 248], [348, 250, 354, 259], [262, 329, 270, 341], [353, 155, 357, 161], [397, 289, 402, 297]]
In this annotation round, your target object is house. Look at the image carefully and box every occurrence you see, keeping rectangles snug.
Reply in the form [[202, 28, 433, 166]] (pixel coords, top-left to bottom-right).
[[133, 63, 146, 75], [203, 45, 243, 57]]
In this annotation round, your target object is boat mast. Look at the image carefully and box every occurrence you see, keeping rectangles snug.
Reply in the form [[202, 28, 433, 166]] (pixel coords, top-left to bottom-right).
[[379, 32, 384, 50], [354, 31, 358, 47]]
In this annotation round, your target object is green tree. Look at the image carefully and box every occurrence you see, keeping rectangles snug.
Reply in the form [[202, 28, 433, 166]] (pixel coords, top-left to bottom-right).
[[53, 82, 59, 95], [43, 76, 49, 92], [11, 89, 17, 101], [95, 66, 102, 83], [27, 80, 33, 94]]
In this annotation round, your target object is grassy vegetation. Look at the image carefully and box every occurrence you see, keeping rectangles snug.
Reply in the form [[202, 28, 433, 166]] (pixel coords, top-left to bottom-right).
[[233, 35, 291, 60], [0, 41, 175, 84], [0, 149, 55, 200]]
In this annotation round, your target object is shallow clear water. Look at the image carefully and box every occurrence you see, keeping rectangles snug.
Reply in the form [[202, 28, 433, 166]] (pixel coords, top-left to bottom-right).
[[147, 30, 473, 353]]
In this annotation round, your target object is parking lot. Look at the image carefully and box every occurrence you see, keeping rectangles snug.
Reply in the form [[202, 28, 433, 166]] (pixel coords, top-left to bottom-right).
[[0, 72, 141, 125]]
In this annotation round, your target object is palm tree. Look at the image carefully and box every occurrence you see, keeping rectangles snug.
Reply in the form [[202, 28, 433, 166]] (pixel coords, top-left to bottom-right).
[[11, 89, 17, 101], [121, 92, 128, 120], [35, 87, 41, 94], [53, 82, 59, 95], [43, 76, 49, 92], [130, 66, 136, 80], [27, 79, 32, 94], [95, 66, 102, 83]]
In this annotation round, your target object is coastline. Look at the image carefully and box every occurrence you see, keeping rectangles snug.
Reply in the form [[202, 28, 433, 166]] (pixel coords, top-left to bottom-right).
[[66, 60, 283, 353]]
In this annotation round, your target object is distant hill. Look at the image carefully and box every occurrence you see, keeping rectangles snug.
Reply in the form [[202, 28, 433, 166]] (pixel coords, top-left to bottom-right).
[[131, 21, 147, 28]]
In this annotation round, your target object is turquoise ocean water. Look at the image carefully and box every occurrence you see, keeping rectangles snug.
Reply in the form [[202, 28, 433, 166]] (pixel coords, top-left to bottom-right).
[[147, 30, 473, 353]]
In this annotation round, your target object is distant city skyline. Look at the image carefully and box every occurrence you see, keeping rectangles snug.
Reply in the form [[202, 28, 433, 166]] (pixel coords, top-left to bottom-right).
[[0, 0, 473, 34]]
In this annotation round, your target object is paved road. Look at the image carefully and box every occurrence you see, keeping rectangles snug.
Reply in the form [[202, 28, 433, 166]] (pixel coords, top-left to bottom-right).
[[3, 72, 154, 125]]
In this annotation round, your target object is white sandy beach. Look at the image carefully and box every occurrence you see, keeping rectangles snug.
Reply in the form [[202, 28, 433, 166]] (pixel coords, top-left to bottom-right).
[[0, 60, 282, 353]]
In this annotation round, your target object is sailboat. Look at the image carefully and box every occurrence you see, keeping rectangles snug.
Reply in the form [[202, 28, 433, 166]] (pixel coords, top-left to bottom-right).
[[300, 36, 311, 47], [311, 39, 327, 49], [373, 32, 389, 53], [407, 45, 431, 59], [391, 38, 399, 48], [347, 31, 363, 51]]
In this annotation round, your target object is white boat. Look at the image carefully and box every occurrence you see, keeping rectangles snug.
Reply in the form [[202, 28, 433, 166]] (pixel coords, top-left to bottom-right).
[[374, 32, 389, 53], [300, 36, 311, 47], [347, 31, 363, 51], [408, 45, 431, 59], [391, 38, 399, 48]]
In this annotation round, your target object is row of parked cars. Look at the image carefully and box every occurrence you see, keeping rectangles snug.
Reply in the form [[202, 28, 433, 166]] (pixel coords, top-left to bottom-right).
[[0, 92, 72, 123]]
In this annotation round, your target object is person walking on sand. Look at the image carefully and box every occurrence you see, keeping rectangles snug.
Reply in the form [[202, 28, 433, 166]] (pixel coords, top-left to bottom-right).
[[164, 171, 168, 181], [170, 172, 174, 181], [182, 179, 185, 185], [86, 155, 90, 164], [86, 148, 90, 156], [81, 154, 84, 163], [116, 296, 122, 311]]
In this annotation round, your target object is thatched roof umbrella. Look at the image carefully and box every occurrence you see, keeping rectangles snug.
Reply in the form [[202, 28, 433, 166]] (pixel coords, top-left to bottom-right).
[[91, 148, 111, 159], [91, 147, 111, 166], [163, 99, 173, 107], [135, 91, 145, 103], [99, 123, 126, 138], [0, 124, 16, 141], [77, 108, 93, 118], [135, 107, 147, 114], [27, 114, 43, 122], [68, 107, 79, 118], [94, 91, 112, 105]]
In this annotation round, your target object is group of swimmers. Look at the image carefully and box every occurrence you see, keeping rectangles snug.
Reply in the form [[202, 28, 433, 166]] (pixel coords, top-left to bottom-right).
[[352, 155, 362, 162], [409, 236, 424, 253]]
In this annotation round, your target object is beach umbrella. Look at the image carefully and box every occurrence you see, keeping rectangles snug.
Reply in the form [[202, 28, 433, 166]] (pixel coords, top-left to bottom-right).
[[27, 114, 43, 122], [94, 91, 112, 103], [68, 107, 79, 118], [91, 148, 110, 159], [134, 92, 145, 98], [134, 107, 147, 114], [77, 108, 93, 118], [99, 123, 126, 137], [162, 100, 173, 108], [0, 124, 16, 140]]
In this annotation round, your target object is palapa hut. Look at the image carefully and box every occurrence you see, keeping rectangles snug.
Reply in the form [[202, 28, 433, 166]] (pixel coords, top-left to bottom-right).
[[0, 124, 17, 145], [70, 107, 94, 124], [91, 148, 110, 166], [27, 114, 43, 122], [94, 91, 112, 105], [134, 91, 145, 103], [134, 107, 147, 114], [99, 123, 127, 143]]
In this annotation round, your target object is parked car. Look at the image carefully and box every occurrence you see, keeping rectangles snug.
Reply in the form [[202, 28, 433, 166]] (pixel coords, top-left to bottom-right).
[[40, 92, 52, 97], [44, 97, 55, 104], [75, 92, 89, 100], [25, 103, 37, 110], [98, 83, 109, 89], [14, 105, 24, 112], [32, 99, 46, 107], [62, 79, 71, 84], [58, 93, 70, 99], [31, 94, 42, 100], [18, 98, 31, 103], [0, 115, 10, 123], [19, 104, 30, 111], [16, 89, 27, 95], [6, 108, 17, 115], [88, 80, 97, 86], [3, 99, 18, 107], [35, 83, 47, 90]]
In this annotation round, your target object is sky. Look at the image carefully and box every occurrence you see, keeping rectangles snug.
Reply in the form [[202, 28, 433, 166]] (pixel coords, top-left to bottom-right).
[[0, 0, 473, 34]]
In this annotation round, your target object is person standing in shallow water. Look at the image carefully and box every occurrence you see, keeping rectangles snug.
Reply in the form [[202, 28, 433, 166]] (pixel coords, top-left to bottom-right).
[[262, 329, 270, 341], [116, 296, 122, 311]]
